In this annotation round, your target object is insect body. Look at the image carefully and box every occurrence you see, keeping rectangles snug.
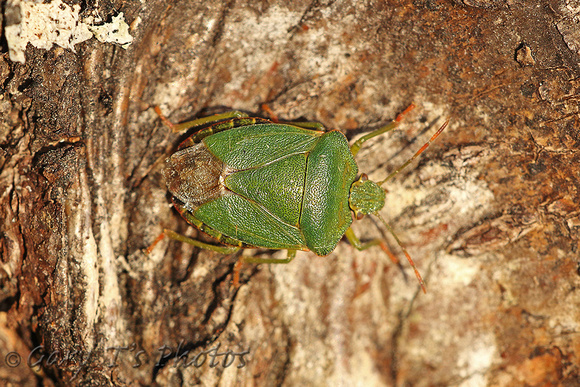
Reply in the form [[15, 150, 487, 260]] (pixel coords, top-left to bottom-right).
[[150, 106, 447, 292]]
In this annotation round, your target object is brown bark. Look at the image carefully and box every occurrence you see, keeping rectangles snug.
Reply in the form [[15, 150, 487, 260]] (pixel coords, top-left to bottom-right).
[[1, 0, 579, 385]]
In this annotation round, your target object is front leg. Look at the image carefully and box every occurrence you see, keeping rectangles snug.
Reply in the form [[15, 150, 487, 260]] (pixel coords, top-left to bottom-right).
[[344, 227, 426, 293]]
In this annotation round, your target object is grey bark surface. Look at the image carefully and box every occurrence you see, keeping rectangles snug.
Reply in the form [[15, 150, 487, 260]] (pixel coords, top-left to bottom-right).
[[0, 0, 579, 385]]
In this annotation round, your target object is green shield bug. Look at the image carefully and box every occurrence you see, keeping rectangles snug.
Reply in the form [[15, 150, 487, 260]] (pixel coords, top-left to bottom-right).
[[148, 105, 447, 292]]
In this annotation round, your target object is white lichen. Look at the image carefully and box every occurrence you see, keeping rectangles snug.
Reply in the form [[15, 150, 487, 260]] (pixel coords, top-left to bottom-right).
[[87, 13, 133, 48], [5, 0, 133, 63]]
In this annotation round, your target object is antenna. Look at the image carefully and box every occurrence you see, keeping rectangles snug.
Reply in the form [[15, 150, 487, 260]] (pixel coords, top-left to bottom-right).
[[379, 119, 449, 186], [373, 211, 427, 293], [373, 117, 449, 293]]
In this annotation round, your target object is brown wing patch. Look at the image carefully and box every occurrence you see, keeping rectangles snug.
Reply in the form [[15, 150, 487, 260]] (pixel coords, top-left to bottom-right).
[[163, 143, 226, 209]]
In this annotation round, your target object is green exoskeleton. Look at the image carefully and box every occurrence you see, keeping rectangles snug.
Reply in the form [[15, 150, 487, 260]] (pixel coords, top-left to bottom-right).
[[148, 105, 447, 293]]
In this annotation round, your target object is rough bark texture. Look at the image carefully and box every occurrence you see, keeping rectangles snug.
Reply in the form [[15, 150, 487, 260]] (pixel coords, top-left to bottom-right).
[[1, 0, 579, 385]]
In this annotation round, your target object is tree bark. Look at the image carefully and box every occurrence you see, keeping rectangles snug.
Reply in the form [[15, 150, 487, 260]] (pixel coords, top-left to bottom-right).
[[1, 0, 579, 385]]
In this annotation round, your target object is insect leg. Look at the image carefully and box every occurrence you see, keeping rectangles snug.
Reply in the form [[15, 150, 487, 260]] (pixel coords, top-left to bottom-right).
[[242, 249, 297, 264], [259, 103, 326, 130], [345, 226, 426, 293], [145, 229, 240, 255], [344, 228, 400, 264], [350, 104, 415, 156], [154, 106, 248, 133], [280, 121, 326, 131], [232, 250, 297, 287]]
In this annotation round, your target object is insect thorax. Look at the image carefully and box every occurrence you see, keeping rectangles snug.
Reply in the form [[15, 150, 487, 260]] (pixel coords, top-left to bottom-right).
[[163, 143, 227, 209]]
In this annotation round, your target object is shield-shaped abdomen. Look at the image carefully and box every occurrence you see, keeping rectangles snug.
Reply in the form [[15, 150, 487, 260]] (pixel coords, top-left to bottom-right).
[[164, 123, 358, 255]]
